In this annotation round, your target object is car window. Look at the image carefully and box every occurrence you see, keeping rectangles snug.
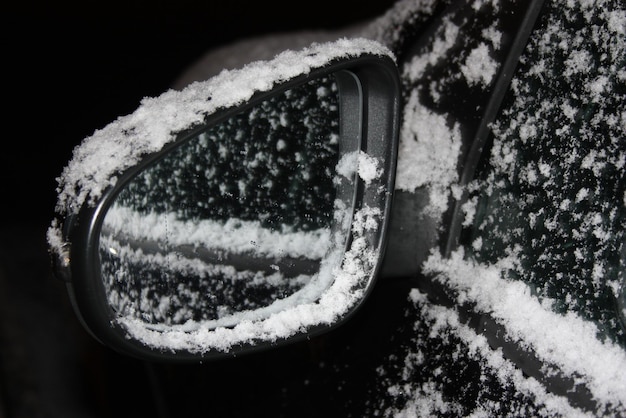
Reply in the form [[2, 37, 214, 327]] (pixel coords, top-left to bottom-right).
[[462, 1, 626, 348], [373, 1, 626, 416]]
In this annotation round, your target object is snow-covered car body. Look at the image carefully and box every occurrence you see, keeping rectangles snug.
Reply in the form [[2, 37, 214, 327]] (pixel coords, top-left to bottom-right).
[[49, 0, 626, 415]]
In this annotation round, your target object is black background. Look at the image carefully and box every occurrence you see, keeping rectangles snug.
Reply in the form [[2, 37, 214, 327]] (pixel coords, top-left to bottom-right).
[[0, 2, 402, 417]]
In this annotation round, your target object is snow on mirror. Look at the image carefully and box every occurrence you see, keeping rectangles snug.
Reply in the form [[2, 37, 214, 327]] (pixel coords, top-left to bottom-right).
[[99, 76, 356, 331], [47, 40, 400, 359]]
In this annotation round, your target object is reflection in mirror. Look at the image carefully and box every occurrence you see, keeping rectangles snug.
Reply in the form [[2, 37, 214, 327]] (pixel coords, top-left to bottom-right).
[[99, 75, 358, 329]]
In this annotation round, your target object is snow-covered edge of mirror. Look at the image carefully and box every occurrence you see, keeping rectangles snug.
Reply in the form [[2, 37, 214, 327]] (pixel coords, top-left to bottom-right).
[[47, 38, 394, 256]]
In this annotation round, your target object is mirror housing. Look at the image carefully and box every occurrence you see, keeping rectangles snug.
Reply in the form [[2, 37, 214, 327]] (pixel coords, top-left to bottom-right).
[[48, 39, 401, 362]]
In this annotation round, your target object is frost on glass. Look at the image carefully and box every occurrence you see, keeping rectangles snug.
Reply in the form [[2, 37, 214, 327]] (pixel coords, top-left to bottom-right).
[[99, 76, 350, 329]]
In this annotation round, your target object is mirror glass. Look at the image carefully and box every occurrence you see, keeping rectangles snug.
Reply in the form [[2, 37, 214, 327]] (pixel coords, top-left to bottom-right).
[[98, 75, 358, 329]]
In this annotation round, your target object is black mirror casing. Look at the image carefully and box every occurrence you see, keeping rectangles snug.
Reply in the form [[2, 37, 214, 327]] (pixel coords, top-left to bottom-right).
[[50, 42, 401, 362]]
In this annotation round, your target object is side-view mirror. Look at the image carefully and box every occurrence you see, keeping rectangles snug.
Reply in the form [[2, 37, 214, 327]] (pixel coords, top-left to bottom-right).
[[47, 38, 401, 361]]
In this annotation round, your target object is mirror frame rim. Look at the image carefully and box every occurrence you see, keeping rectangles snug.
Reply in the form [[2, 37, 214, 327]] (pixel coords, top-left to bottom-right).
[[60, 53, 401, 362]]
